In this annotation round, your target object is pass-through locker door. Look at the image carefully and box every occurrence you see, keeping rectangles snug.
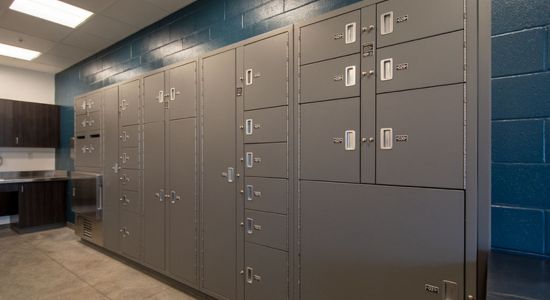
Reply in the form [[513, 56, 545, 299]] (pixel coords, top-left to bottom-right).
[[119, 80, 140, 126], [245, 177, 287, 214], [300, 98, 360, 183], [243, 106, 287, 144], [243, 33, 289, 110], [201, 49, 238, 300], [244, 143, 287, 178], [168, 62, 197, 120], [244, 243, 288, 300], [144, 72, 166, 124]]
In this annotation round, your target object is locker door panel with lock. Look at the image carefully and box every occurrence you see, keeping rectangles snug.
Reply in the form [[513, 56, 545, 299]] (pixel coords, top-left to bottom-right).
[[300, 98, 360, 183], [167, 118, 197, 285], [244, 242, 288, 300], [119, 125, 139, 148], [143, 121, 166, 271], [244, 143, 287, 178], [119, 190, 141, 215], [243, 33, 289, 110], [168, 62, 197, 120], [119, 169, 140, 192], [119, 147, 139, 170], [201, 49, 238, 300], [119, 80, 140, 126], [243, 106, 288, 144], [120, 210, 141, 261], [144, 72, 166, 124]]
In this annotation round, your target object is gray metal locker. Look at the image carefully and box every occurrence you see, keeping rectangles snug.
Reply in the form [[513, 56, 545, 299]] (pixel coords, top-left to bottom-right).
[[120, 210, 142, 261], [74, 96, 87, 115], [244, 177, 288, 214], [243, 107, 288, 144], [244, 243, 288, 300], [144, 72, 166, 124], [244, 143, 287, 178], [377, 0, 464, 47], [300, 10, 360, 65], [75, 111, 100, 133], [119, 169, 140, 192], [244, 210, 287, 251], [74, 136, 89, 166], [300, 181, 464, 300], [201, 49, 238, 300], [244, 33, 289, 110], [119, 125, 139, 148], [119, 80, 140, 126], [300, 98, 360, 183], [300, 54, 360, 103], [168, 62, 197, 120], [102, 87, 120, 253], [143, 121, 166, 271], [376, 84, 464, 189], [377, 31, 464, 93], [167, 118, 197, 284], [75, 134, 101, 167], [119, 190, 141, 215], [119, 147, 140, 170]]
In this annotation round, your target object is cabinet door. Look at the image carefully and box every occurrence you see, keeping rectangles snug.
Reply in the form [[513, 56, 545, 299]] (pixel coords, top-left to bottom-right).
[[167, 118, 197, 285], [202, 49, 238, 299], [168, 62, 197, 120], [144, 72, 166, 124], [43, 104, 60, 148], [244, 143, 287, 178], [0, 100, 16, 147], [14, 101, 39, 147], [143, 121, 166, 271], [244, 210, 287, 251], [120, 210, 141, 261], [243, 107, 287, 144], [245, 243, 288, 300], [18, 182, 66, 228], [120, 80, 140, 126]]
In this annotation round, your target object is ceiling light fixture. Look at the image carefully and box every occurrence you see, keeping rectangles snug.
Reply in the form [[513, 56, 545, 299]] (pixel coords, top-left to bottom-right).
[[0, 43, 41, 60], [9, 0, 94, 28]]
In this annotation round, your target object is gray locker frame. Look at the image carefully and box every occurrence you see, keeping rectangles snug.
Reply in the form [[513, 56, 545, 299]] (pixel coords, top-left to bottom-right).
[[293, 1, 491, 299]]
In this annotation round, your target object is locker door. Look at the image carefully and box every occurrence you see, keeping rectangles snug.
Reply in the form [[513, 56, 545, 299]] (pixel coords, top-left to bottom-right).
[[244, 210, 288, 251], [168, 62, 197, 120], [300, 181, 464, 300], [167, 118, 197, 285], [119, 125, 139, 148], [74, 96, 87, 115], [244, 33, 288, 110], [119, 190, 141, 215], [102, 87, 120, 253], [120, 210, 141, 261], [377, 84, 464, 189], [119, 147, 139, 170], [300, 98, 360, 183], [120, 80, 140, 126], [144, 72, 166, 124], [243, 107, 287, 144], [244, 143, 287, 178], [244, 178, 287, 214], [202, 49, 238, 300], [143, 121, 166, 271], [119, 169, 140, 192], [244, 243, 288, 300]]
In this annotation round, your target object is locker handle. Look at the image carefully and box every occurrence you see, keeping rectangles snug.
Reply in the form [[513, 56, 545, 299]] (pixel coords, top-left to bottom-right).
[[345, 130, 356, 151], [380, 128, 393, 150], [170, 88, 176, 101], [159, 189, 165, 202], [227, 167, 235, 183], [246, 267, 254, 284], [381, 11, 394, 35], [120, 99, 127, 111], [245, 152, 254, 168], [380, 58, 393, 81], [345, 66, 356, 87], [245, 119, 253, 135], [245, 69, 253, 86], [443, 280, 458, 300], [245, 185, 254, 201], [157, 90, 164, 103], [345, 22, 357, 44], [246, 218, 254, 235]]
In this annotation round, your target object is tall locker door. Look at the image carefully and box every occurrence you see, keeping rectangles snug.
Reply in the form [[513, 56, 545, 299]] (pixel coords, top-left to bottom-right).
[[144, 72, 166, 124], [102, 87, 120, 253], [361, 5, 376, 184], [167, 118, 197, 285], [201, 49, 237, 300], [243, 33, 289, 110], [119, 80, 140, 126], [168, 62, 197, 120], [143, 121, 166, 271]]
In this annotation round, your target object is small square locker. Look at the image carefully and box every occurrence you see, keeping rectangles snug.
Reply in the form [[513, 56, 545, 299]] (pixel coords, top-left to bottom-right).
[[245, 210, 288, 251], [300, 98, 360, 183], [244, 143, 287, 178], [119, 125, 139, 148], [119, 190, 141, 215], [377, 84, 464, 189], [244, 107, 288, 144], [245, 243, 288, 300], [377, 0, 464, 48], [119, 147, 140, 170], [245, 177, 288, 214], [75, 134, 101, 167], [75, 93, 100, 115], [120, 210, 141, 261], [300, 54, 360, 103], [168, 62, 197, 120], [300, 10, 360, 65], [74, 97, 87, 115], [377, 31, 464, 93], [244, 33, 289, 110], [74, 136, 89, 166], [119, 80, 140, 126], [119, 169, 141, 192], [75, 111, 100, 133]]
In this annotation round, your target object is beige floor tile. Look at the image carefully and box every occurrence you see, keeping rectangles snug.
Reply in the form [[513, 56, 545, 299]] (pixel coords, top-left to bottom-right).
[[146, 286, 197, 300], [40, 284, 109, 300]]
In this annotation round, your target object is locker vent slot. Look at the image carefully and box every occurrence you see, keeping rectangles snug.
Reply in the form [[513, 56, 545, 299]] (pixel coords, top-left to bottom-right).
[[82, 218, 93, 239], [380, 58, 393, 81], [381, 11, 394, 35], [345, 22, 356, 44]]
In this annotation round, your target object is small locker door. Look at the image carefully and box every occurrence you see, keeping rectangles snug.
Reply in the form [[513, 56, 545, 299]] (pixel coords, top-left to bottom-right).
[[119, 125, 139, 148], [119, 147, 139, 170], [376, 84, 464, 189], [244, 33, 289, 110], [74, 136, 88, 166], [144, 72, 166, 124], [245, 243, 288, 300], [244, 143, 287, 178], [244, 210, 288, 251], [120, 210, 141, 261], [243, 107, 287, 144], [167, 118, 197, 285], [168, 62, 196, 120], [119, 169, 140, 192], [86, 134, 101, 167], [143, 121, 166, 271], [119, 80, 140, 126], [300, 98, 360, 183], [74, 97, 87, 115], [245, 178, 287, 214], [201, 49, 238, 300], [119, 190, 141, 215]]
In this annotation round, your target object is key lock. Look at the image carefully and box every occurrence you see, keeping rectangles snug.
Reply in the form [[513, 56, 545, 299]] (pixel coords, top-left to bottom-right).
[[120, 194, 130, 206], [169, 190, 181, 204], [157, 88, 181, 107], [246, 267, 262, 284], [120, 152, 130, 165], [120, 130, 130, 143], [119, 99, 128, 112], [120, 227, 130, 238], [119, 174, 130, 185]]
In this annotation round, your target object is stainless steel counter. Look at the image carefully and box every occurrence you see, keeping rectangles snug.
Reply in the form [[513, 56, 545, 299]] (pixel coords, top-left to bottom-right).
[[0, 170, 69, 184]]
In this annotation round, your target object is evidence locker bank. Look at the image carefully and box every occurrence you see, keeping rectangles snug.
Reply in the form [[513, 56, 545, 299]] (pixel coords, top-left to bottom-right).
[[71, 0, 491, 299]]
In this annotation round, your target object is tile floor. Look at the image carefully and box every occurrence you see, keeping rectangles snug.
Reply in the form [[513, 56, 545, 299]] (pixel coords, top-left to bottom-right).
[[0, 227, 198, 300]]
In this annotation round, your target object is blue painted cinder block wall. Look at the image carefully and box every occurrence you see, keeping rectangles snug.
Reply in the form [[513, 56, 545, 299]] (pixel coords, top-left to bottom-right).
[[55, 0, 550, 257]]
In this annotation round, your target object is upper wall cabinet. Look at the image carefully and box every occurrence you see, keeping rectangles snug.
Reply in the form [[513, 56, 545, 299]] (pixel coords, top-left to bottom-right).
[[0, 99, 60, 148]]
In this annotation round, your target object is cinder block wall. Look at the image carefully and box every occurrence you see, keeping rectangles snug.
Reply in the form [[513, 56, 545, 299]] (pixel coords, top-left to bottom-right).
[[491, 0, 550, 256]]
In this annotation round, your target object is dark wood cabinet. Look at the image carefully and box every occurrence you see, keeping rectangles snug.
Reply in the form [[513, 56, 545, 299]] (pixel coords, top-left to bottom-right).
[[13, 181, 66, 231], [0, 99, 60, 148]]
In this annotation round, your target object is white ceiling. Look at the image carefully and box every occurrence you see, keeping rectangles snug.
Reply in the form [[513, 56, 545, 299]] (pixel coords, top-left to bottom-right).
[[0, 0, 195, 73]]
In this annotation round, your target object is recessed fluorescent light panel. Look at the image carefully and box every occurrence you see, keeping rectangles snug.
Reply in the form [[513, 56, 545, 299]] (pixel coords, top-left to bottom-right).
[[10, 0, 94, 28], [0, 43, 41, 61]]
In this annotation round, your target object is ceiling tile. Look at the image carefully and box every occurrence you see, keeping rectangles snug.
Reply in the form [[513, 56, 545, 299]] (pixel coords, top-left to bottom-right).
[[78, 14, 138, 42], [45, 43, 91, 61], [62, 0, 117, 13], [62, 29, 113, 52], [0, 28, 55, 52], [0, 11, 72, 42], [33, 53, 79, 68], [144, 0, 195, 12], [0, 56, 62, 73], [102, 0, 170, 27]]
